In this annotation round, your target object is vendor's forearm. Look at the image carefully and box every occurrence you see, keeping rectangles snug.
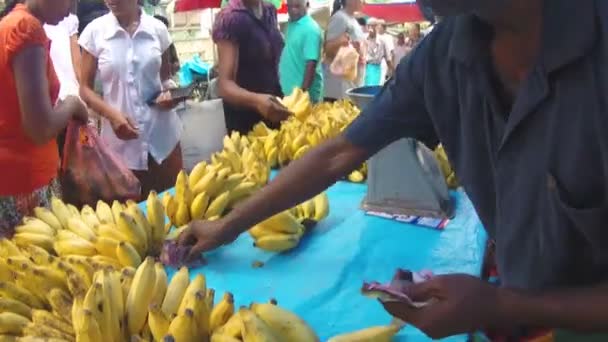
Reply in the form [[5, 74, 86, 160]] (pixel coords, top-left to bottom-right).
[[301, 61, 317, 91], [498, 283, 608, 332], [223, 136, 369, 236], [80, 86, 122, 124], [218, 79, 262, 112]]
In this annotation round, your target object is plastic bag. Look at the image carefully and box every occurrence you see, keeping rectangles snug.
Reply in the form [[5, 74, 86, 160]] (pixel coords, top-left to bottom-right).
[[330, 45, 360, 82], [60, 121, 141, 207]]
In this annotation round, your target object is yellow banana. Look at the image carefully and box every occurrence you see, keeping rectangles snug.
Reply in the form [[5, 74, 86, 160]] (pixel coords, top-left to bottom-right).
[[206, 288, 216, 312], [75, 309, 103, 342], [126, 202, 153, 248], [50, 196, 71, 229], [327, 325, 402, 342], [93, 236, 119, 259], [96, 223, 129, 242], [152, 262, 168, 306], [31, 309, 74, 335], [253, 234, 301, 253], [67, 203, 81, 218], [33, 207, 63, 232], [348, 170, 365, 183], [174, 201, 191, 227], [293, 145, 311, 160], [107, 269, 124, 330], [165, 194, 178, 227], [146, 190, 166, 250], [312, 192, 329, 221], [211, 333, 242, 342], [116, 212, 147, 254], [80, 205, 101, 229], [111, 200, 125, 224], [165, 308, 196, 342], [14, 221, 55, 237], [240, 308, 280, 342], [116, 241, 142, 268], [190, 192, 210, 220], [91, 255, 122, 269], [67, 217, 97, 241], [177, 274, 206, 315], [0, 298, 31, 319], [161, 267, 189, 318], [250, 303, 319, 342], [228, 182, 258, 205], [266, 147, 278, 167], [189, 290, 210, 340], [0, 312, 30, 335], [46, 288, 72, 321], [259, 211, 304, 234], [96, 200, 115, 225], [148, 303, 171, 341], [13, 233, 54, 252], [189, 162, 208, 189], [210, 292, 235, 333], [192, 169, 218, 196], [22, 322, 73, 340], [53, 236, 97, 256], [126, 257, 156, 336], [248, 225, 275, 240], [223, 135, 238, 153], [175, 170, 193, 206], [204, 191, 231, 219]]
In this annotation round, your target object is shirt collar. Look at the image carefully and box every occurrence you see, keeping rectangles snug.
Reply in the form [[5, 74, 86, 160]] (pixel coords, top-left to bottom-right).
[[103, 9, 156, 40], [448, 0, 598, 72]]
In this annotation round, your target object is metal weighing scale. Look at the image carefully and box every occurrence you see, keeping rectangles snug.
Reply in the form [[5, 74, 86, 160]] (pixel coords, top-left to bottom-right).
[[346, 86, 454, 219]]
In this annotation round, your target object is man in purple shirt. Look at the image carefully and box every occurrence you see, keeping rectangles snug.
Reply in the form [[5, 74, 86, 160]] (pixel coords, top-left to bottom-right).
[[212, 0, 291, 134]]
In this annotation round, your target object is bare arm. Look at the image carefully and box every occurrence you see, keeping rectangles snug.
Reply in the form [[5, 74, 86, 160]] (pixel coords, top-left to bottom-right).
[[216, 40, 263, 111], [222, 135, 368, 237], [301, 60, 317, 92], [79, 50, 124, 124], [69, 35, 81, 83], [13, 46, 81, 145]]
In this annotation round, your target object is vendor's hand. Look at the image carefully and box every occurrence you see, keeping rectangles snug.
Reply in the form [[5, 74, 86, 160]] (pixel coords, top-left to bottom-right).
[[381, 274, 501, 339], [256, 95, 291, 123], [178, 219, 239, 260], [111, 115, 139, 140], [339, 33, 350, 47], [63, 95, 89, 124], [154, 90, 181, 110]]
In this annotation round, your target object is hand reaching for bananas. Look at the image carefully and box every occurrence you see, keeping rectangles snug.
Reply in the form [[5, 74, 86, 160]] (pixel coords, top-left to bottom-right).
[[178, 219, 239, 260], [256, 94, 292, 123]]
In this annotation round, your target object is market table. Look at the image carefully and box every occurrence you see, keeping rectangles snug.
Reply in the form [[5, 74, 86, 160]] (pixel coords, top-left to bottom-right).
[[148, 179, 487, 341]]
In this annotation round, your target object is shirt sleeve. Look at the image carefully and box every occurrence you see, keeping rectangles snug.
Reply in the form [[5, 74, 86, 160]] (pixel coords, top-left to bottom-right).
[[344, 38, 438, 153], [326, 12, 348, 41], [78, 21, 98, 57], [303, 27, 322, 62], [212, 10, 242, 43], [65, 14, 79, 37], [157, 24, 172, 53], [5, 15, 47, 63]]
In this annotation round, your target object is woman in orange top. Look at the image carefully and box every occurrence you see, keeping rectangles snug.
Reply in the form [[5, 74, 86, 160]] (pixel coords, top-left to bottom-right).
[[0, 0, 88, 235]]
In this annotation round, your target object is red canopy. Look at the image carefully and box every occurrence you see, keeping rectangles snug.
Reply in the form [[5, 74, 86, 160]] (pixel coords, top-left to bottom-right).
[[362, 2, 425, 23], [175, 0, 287, 13]]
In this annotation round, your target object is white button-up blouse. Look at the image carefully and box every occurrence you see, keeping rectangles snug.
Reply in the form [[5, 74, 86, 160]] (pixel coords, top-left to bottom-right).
[[79, 12, 183, 171]]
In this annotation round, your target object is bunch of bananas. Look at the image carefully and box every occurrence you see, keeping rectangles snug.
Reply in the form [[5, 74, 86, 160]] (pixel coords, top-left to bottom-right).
[[248, 94, 368, 183], [434, 144, 459, 189], [163, 132, 269, 228], [13, 193, 166, 269], [248, 192, 329, 253], [0, 236, 396, 342]]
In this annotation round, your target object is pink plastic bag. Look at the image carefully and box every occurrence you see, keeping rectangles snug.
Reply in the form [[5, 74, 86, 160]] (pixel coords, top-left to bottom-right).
[[60, 121, 141, 207], [330, 45, 360, 81]]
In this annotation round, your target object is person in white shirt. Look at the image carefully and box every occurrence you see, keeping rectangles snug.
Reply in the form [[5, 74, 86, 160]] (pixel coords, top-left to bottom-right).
[[79, 0, 183, 198], [44, 10, 80, 101], [375, 20, 394, 83]]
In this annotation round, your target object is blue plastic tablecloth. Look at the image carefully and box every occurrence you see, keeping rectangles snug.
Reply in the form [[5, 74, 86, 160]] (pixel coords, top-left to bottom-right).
[[149, 181, 487, 341]]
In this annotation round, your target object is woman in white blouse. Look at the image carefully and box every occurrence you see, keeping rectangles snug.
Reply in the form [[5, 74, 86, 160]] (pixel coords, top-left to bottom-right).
[[79, 0, 183, 198]]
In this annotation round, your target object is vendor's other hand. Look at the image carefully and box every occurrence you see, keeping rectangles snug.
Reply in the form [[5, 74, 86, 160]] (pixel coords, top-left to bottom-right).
[[381, 274, 501, 339], [256, 95, 291, 123], [63, 96, 89, 124], [178, 219, 238, 260], [154, 90, 181, 110], [111, 115, 139, 140]]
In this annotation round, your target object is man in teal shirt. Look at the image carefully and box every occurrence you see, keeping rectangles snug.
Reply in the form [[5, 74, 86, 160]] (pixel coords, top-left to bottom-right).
[[279, 0, 323, 102]]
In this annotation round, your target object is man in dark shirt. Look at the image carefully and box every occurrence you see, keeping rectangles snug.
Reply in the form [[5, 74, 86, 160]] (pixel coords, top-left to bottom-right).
[[179, 0, 608, 338]]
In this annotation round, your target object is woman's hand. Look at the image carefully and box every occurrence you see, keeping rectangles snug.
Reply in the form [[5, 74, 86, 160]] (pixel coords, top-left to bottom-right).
[[255, 94, 291, 123], [63, 95, 89, 124], [153, 90, 182, 110], [111, 115, 139, 140], [178, 219, 239, 260]]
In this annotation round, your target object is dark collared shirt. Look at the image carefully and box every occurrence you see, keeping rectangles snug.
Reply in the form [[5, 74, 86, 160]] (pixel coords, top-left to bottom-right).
[[345, 0, 608, 290]]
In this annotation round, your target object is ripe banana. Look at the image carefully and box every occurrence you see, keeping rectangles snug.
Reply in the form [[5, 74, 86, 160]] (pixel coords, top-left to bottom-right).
[[240, 308, 280, 342], [0, 298, 31, 319], [111, 200, 125, 225], [81, 205, 101, 229], [161, 266, 189, 318], [31, 309, 74, 335], [327, 324, 402, 342], [96, 200, 115, 225], [93, 236, 119, 259], [312, 192, 329, 221], [13, 233, 54, 252], [117, 212, 147, 254], [211, 333, 242, 342], [46, 288, 72, 321], [33, 207, 63, 232], [54, 236, 97, 256], [189, 162, 208, 189], [146, 190, 166, 250], [210, 292, 235, 332], [50, 196, 71, 229], [178, 274, 206, 315], [348, 170, 365, 183], [116, 241, 142, 268], [67, 217, 97, 241], [166, 308, 196, 342], [14, 221, 55, 237], [190, 192, 210, 220], [148, 303, 171, 341], [152, 262, 168, 306], [260, 211, 304, 234], [67, 203, 81, 219], [126, 202, 153, 247], [126, 257, 156, 336], [0, 312, 30, 335], [75, 309, 103, 342], [250, 303, 319, 342], [253, 234, 301, 253], [204, 191, 231, 219]]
